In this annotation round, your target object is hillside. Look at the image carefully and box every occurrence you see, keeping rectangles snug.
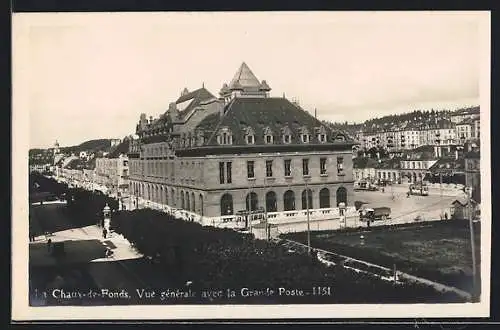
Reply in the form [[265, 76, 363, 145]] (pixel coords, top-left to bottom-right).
[[60, 139, 112, 154], [325, 107, 477, 134]]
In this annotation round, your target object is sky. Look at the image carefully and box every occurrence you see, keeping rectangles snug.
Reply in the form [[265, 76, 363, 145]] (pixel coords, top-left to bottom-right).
[[13, 11, 487, 148]]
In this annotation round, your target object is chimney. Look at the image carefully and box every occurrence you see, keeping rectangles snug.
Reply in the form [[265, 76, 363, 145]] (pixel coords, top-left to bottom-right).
[[314, 108, 317, 118]]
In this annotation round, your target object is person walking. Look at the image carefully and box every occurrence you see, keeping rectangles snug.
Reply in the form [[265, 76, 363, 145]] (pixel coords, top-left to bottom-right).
[[47, 239, 52, 253]]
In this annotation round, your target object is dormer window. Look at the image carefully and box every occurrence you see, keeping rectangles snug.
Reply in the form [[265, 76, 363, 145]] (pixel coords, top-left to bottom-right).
[[263, 127, 274, 144], [282, 126, 292, 144], [335, 133, 346, 142], [300, 127, 310, 143], [244, 127, 255, 145], [316, 126, 328, 143], [217, 128, 233, 145]]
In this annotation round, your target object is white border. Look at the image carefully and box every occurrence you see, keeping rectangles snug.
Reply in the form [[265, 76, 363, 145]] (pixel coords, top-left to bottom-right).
[[12, 11, 491, 321]]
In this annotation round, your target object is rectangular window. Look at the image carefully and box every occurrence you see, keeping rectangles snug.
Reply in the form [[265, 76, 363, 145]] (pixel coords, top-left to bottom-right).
[[302, 158, 309, 176], [266, 135, 272, 144], [337, 156, 344, 175], [284, 159, 292, 177], [247, 161, 255, 178], [219, 162, 225, 184], [266, 160, 273, 177], [320, 157, 327, 175], [247, 135, 254, 144], [223, 133, 228, 145], [284, 135, 290, 143], [226, 162, 232, 183]]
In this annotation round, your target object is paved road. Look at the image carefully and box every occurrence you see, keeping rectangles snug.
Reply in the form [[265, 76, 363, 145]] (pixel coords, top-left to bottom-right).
[[29, 202, 174, 305]]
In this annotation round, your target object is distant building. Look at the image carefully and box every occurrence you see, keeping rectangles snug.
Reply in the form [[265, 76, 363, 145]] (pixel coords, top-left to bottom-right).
[[399, 145, 439, 183], [359, 119, 456, 152], [95, 139, 130, 195], [352, 157, 378, 181], [455, 118, 475, 143], [450, 106, 480, 124]]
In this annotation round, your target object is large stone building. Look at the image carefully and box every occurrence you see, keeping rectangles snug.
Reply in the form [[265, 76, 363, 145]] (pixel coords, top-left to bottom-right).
[[128, 63, 356, 227]]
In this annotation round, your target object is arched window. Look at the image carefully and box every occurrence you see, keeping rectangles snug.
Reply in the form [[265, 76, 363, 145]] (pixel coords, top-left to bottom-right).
[[199, 194, 204, 216], [181, 191, 185, 209], [265, 191, 277, 213], [191, 192, 195, 212], [217, 127, 233, 145], [221, 193, 233, 216], [301, 189, 313, 209], [186, 193, 190, 211], [246, 192, 259, 211], [319, 188, 330, 208], [336, 187, 347, 206], [283, 190, 295, 211]]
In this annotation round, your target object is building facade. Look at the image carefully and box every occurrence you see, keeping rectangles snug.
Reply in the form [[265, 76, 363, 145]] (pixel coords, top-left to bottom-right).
[[95, 154, 129, 195], [450, 106, 480, 124], [128, 63, 356, 227]]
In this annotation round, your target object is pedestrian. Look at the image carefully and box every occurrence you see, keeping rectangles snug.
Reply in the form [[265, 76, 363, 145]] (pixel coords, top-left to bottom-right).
[[47, 239, 52, 253], [444, 212, 448, 220], [103, 228, 107, 239]]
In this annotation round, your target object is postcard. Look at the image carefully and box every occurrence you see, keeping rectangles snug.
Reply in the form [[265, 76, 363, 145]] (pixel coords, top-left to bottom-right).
[[12, 11, 491, 321]]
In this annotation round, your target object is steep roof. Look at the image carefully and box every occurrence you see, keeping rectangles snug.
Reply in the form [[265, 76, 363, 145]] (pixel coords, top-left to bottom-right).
[[402, 145, 438, 161], [196, 97, 352, 146], [176, 87, 214, 105], [174, 87, 215, 118], [428, 158, 465, 173], [228, 62, 261, 90], [376, 157, 402, 170], [457, 117, 475, 125]]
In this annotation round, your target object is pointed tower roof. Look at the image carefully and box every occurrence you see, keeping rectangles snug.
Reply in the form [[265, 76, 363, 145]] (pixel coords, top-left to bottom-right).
[[259, 80, 271, 91], [228, 62, 261, 90]]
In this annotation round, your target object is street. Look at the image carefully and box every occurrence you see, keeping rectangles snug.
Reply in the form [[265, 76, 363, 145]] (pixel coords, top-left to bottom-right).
[[29, 203, 174, 305]]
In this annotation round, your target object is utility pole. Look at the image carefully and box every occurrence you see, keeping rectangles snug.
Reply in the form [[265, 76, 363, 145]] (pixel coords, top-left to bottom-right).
[[305, 179, 311, 253], [440, 171, 443, 219], [467, 186, 478, 300]]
